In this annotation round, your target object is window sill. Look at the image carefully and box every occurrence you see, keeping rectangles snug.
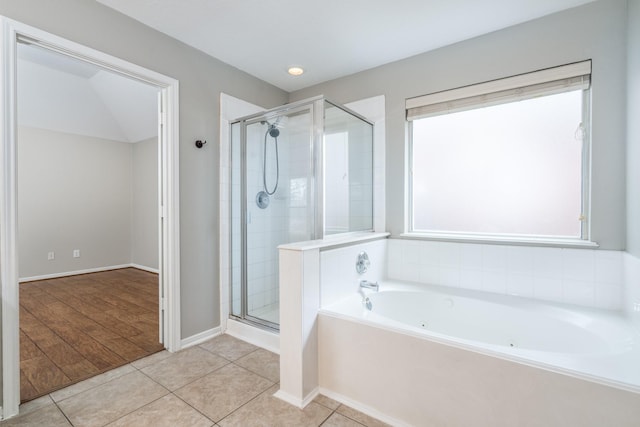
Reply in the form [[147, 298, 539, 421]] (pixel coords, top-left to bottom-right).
[[400, 232, 599, 249]]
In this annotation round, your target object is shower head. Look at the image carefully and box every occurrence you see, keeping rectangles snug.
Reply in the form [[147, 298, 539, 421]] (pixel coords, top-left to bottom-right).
[[261, 119, 281, 138], [268, 125, 280, 138]]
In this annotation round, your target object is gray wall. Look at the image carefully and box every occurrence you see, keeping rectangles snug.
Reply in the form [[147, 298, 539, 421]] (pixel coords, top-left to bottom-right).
[[290, 0, 628, 250], [0, 0, 289, 339], [18, 127, 133, 278], [131, 137, 159, 270], [628, 0, 640, 257]]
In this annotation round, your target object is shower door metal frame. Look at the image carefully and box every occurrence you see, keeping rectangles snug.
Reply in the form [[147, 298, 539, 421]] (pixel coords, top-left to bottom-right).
[[229, 96, 374, 332], [234, 100, 319, 331]]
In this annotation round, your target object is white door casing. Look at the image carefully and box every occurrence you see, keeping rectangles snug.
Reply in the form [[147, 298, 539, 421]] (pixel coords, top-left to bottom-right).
[[0, 16, 181, 419]]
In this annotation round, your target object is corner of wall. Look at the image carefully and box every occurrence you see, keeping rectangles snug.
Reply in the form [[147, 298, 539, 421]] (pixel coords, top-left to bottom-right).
[[627, 0, 640, 258]]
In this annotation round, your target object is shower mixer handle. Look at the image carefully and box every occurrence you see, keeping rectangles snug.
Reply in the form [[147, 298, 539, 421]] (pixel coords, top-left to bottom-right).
[[356, 251, 370, 274]]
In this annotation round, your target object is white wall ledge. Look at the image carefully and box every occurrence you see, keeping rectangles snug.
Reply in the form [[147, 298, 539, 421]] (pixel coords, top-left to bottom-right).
[[400, 232, 599, 249], [278, 232, 389, 252]]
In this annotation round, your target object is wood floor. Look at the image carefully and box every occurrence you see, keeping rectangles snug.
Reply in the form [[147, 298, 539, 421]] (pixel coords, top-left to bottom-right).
[[19, 268, 164, 402]]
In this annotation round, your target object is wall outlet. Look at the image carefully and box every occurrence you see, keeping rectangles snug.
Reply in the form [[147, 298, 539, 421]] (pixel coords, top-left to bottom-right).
[[47, 251, 55, 260], [73, 249, 80, 258]]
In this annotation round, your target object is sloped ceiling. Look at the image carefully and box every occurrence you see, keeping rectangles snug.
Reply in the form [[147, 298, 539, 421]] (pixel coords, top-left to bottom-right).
[[17, 43, 158, 143]]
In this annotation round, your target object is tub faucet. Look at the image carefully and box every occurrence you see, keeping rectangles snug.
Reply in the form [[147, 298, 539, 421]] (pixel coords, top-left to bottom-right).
[[359, 280, 379, 292]]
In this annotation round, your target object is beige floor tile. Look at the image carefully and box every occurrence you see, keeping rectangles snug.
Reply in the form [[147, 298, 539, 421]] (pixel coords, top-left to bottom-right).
[[322, 412, 366, 427], [105, 394, 214, 427], [313, 394, 341, 410], [0, 404, 71, 427], [130, 350, 173, 370], [50, 364, 136, 402], [140, 346, 228, 390], [199, 334, 258, 361], [235, 348, 280, 382], [217, 384, 332, 427], [336, 405, 391, 427], [175, 363, 273, 422], [17, 395, 54, 416], [57, 370, 169, 427]]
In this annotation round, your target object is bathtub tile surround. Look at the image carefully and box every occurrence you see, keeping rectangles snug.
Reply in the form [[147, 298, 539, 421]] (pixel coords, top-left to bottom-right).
[[320, 239, 387, 307], [5, 334, 386, 426], [388, 238, 625, 309], [309, 236, 640, 426]]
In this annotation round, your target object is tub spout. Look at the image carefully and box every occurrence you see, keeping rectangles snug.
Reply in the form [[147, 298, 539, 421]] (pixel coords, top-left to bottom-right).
[[360, 280, 379, 291]]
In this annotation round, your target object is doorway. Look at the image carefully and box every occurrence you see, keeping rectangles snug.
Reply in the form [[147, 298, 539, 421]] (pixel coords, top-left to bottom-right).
[[17, 40, 163, 402], [1, 17, 181, 419]]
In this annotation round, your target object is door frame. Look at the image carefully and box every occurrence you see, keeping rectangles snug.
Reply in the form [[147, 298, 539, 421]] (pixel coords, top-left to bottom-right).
[[0, 17, 181, 419]]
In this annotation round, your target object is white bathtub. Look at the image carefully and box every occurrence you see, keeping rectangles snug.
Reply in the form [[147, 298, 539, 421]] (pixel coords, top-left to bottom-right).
[[317, 280, 640, 426], [321, 281, 640, 391]]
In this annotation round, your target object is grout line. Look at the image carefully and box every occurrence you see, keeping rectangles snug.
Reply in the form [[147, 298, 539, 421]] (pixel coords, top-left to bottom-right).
[[170, 391, 218, 424], [51, 398, 75, 426], [214, 376, 275, 425], [35, 334, 379, 427], [95, 392, 171, 427]]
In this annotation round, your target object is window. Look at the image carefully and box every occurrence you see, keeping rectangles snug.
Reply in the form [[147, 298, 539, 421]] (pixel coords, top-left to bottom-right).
[[406, 61, 591, 243]]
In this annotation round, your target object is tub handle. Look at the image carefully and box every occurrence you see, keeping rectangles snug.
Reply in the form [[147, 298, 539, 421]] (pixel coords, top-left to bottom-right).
[[356, 251, 370, 274]]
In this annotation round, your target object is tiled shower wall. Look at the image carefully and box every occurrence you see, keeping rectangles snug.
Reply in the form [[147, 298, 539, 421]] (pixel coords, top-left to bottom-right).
[[240, 116, 312, 315], [387, 238, 624, 310], [244, 123, 285, 314]]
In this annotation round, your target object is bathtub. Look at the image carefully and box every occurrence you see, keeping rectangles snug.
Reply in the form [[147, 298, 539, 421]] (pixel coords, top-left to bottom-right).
[[318, 280, 640, 426]]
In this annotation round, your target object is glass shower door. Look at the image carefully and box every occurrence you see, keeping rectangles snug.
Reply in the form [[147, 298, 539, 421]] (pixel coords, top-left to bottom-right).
[[234, 106, 314, 328]]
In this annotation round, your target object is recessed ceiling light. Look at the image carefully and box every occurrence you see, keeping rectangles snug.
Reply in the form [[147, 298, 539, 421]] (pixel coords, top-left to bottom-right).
[[287, 66, 304, 76]]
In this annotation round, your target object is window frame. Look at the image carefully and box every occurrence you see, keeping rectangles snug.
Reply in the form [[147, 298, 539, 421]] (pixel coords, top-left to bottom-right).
[[405, 62, 596, 247]]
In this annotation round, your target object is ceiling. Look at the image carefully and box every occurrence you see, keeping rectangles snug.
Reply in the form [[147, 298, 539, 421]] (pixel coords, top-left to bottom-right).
[[95, 0, 595, 92], [18, 43, 158, 143]]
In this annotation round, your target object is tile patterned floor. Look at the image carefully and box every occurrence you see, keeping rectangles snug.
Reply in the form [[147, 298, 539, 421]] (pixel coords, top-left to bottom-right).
[[1, 334, 389, 427]]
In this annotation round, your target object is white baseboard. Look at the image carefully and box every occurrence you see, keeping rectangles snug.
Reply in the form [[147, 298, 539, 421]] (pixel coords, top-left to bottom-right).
[[19, 263, 158, 283], [19, 264, 133, 283], [318, 387, 410, 427], [274, 387, 319, 409], [180, 326, 222, 349], [130, 263, 159, 274], [225, 318, 279, 354]]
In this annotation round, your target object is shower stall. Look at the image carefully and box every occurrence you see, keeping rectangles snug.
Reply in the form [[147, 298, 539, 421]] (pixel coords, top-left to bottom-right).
[[229, 96, 374, 330]]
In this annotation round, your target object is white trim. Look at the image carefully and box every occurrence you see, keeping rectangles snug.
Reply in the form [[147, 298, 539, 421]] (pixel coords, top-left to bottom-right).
[[19, 264, 132, 282], [160, 78, 181, 355], [225, 318, 280, 354], [0, 17, 181, 420], [1, 17, 20, 420], [129, 263, 160, 274], [273, 387, 319, 409], [399, 232, 599, 248], [318, 387, 411, 427], [19, 264, 160, 282], [180, 326, 222, 349], [218, 93, 265, 333]]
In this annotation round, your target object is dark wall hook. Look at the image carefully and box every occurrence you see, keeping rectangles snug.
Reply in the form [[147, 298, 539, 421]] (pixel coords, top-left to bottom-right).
[[195, 140, 207, 148]]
